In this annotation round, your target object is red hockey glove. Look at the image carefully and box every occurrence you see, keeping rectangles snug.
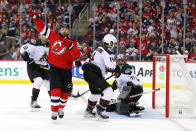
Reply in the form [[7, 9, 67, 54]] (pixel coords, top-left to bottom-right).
[[29, 10, 40, 19], [74, 58, 82, 67]]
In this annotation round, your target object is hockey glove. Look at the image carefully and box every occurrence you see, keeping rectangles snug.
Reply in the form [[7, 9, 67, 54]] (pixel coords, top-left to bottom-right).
[[29, 10, 40, 19], [113, 65, 121, 78], [127, 81, 134, 87], [74, 58, 82, 67], [21, 53, 39, 69], [111, 80, 118, 90]]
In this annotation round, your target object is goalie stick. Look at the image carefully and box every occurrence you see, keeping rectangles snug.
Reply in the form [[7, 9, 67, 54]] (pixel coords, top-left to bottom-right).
[[109, 88, 161, 104], [71, 74, 115, 98], [130, 88, 160, 98]]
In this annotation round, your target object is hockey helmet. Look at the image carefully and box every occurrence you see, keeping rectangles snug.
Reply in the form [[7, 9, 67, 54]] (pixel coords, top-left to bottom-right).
[[102, 34, 117, 53], [59, 22, 69, 29]]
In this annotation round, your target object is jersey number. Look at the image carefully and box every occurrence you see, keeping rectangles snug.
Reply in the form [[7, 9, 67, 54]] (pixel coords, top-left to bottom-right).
[[23, 45, 28, 50], [90, 52, 96, 61]]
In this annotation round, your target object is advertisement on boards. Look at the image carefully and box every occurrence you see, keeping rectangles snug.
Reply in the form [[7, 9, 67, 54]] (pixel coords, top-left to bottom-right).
[[0, 61, 195, 87]]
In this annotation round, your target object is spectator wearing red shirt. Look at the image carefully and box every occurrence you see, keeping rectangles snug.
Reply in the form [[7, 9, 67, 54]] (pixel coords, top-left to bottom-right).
[[80, 42, 92, 60], [125, 39, 138, 60], [189, 43, 196, 62], [135, 34, 150, 60], [21, 24, 29, 43]]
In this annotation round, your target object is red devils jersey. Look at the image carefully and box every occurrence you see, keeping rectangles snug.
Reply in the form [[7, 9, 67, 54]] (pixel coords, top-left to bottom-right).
[[189, 52, 196, 61], [34, 18, 81, 69]]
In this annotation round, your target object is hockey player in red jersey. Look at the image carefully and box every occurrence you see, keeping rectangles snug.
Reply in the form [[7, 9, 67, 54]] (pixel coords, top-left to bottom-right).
[[29, 11, 81, 120]]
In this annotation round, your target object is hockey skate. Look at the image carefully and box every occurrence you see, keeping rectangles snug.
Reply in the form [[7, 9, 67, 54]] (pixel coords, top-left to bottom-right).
[[95, 104, 109, 121], [135, 102, 145, 111], [51, 112, 58, 120], [58, 108, 64, 119], [96, 110, 109, 121], [83, 108, 96, 118], [136, 105, 145, 111], [30, 100, 41, 112], [128, 104, 143, 117]]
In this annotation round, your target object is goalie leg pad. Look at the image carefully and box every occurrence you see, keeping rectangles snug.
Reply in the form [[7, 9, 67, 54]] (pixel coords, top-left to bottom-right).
[[116, 101, 129, 115], [117, 86, 132, 100]]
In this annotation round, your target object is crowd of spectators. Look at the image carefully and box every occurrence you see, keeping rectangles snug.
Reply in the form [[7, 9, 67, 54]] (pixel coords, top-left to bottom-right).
[[84, 0, 196, 61], [0, 0, 87, 60], [0, 0, 195, 62]]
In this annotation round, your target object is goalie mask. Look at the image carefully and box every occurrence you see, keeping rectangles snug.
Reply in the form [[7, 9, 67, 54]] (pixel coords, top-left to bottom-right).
[[102, 34, 117, 53], [116, 54, 127, 67]]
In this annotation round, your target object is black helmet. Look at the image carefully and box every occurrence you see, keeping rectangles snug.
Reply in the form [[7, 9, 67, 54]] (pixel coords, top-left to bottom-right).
[[59, 22, 69, 29]]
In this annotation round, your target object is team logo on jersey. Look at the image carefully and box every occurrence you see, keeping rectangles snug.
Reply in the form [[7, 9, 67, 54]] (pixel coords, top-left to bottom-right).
[[125, 68, 131, 74], [52, 41, 66, 55]]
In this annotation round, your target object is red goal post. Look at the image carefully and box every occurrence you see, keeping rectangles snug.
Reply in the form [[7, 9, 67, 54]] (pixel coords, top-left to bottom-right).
[[152, 54, 196, 118]]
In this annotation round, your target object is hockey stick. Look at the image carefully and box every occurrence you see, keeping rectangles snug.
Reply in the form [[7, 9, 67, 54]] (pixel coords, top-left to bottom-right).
[[73, 75, 84, 80], [40, 66, 49, 70], [109, 88, 160, 104], [129, 88, 160, 98], [40, 64, 81, 71], [71, 74, 115, 98]]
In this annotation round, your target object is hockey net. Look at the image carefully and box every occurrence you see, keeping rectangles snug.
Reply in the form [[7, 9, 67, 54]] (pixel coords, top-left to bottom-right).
[[152, 54, 196, 118]]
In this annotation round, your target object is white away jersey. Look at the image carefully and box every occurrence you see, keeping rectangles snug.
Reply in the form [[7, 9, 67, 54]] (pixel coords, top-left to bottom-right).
[[20, 43, 49, 66], [116, 67, 142, 93], [90, 46, 116, 76]]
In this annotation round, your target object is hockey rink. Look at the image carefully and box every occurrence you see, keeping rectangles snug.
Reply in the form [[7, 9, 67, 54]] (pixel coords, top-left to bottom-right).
[[0, 84, 196, 131]]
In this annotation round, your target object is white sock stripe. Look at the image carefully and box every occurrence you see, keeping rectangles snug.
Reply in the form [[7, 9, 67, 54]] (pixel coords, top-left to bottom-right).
[[51, 101, 66, 106], [89, 94, 101, 102], [45, 28, 50, 38], [51, 96, 60, 100], [59, 103, 66, 106], [40, 26, 46, 35], [51, 102, 59, 106]]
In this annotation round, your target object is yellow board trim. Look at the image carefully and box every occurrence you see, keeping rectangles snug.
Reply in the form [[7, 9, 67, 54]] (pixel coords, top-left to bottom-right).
[[0, 80, 153, 88]]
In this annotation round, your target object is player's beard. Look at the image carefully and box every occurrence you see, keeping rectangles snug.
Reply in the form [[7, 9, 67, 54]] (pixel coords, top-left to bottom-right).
[[59, 32, 68, 38]]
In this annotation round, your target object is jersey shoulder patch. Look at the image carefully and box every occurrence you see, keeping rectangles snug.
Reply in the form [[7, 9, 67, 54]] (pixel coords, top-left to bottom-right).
[[96, 46, 104, 53], [30, 39, 36, 45], [121, 64, 132, 75], [30, 39, 42, 46]]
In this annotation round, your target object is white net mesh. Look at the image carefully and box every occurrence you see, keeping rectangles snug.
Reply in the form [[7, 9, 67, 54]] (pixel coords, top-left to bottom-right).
[[154, 55, 196, 118]]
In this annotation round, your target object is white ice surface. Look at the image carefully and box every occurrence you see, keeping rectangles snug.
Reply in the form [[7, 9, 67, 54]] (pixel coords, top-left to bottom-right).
[[0, 84, 195, 131]]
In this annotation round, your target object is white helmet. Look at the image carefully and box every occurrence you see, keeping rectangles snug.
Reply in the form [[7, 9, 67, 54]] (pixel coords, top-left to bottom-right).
[[102, 34, 117, 53]]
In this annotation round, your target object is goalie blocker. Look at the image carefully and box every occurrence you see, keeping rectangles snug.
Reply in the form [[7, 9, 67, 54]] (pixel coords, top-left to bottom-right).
[[107, 83, 144, 116]]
